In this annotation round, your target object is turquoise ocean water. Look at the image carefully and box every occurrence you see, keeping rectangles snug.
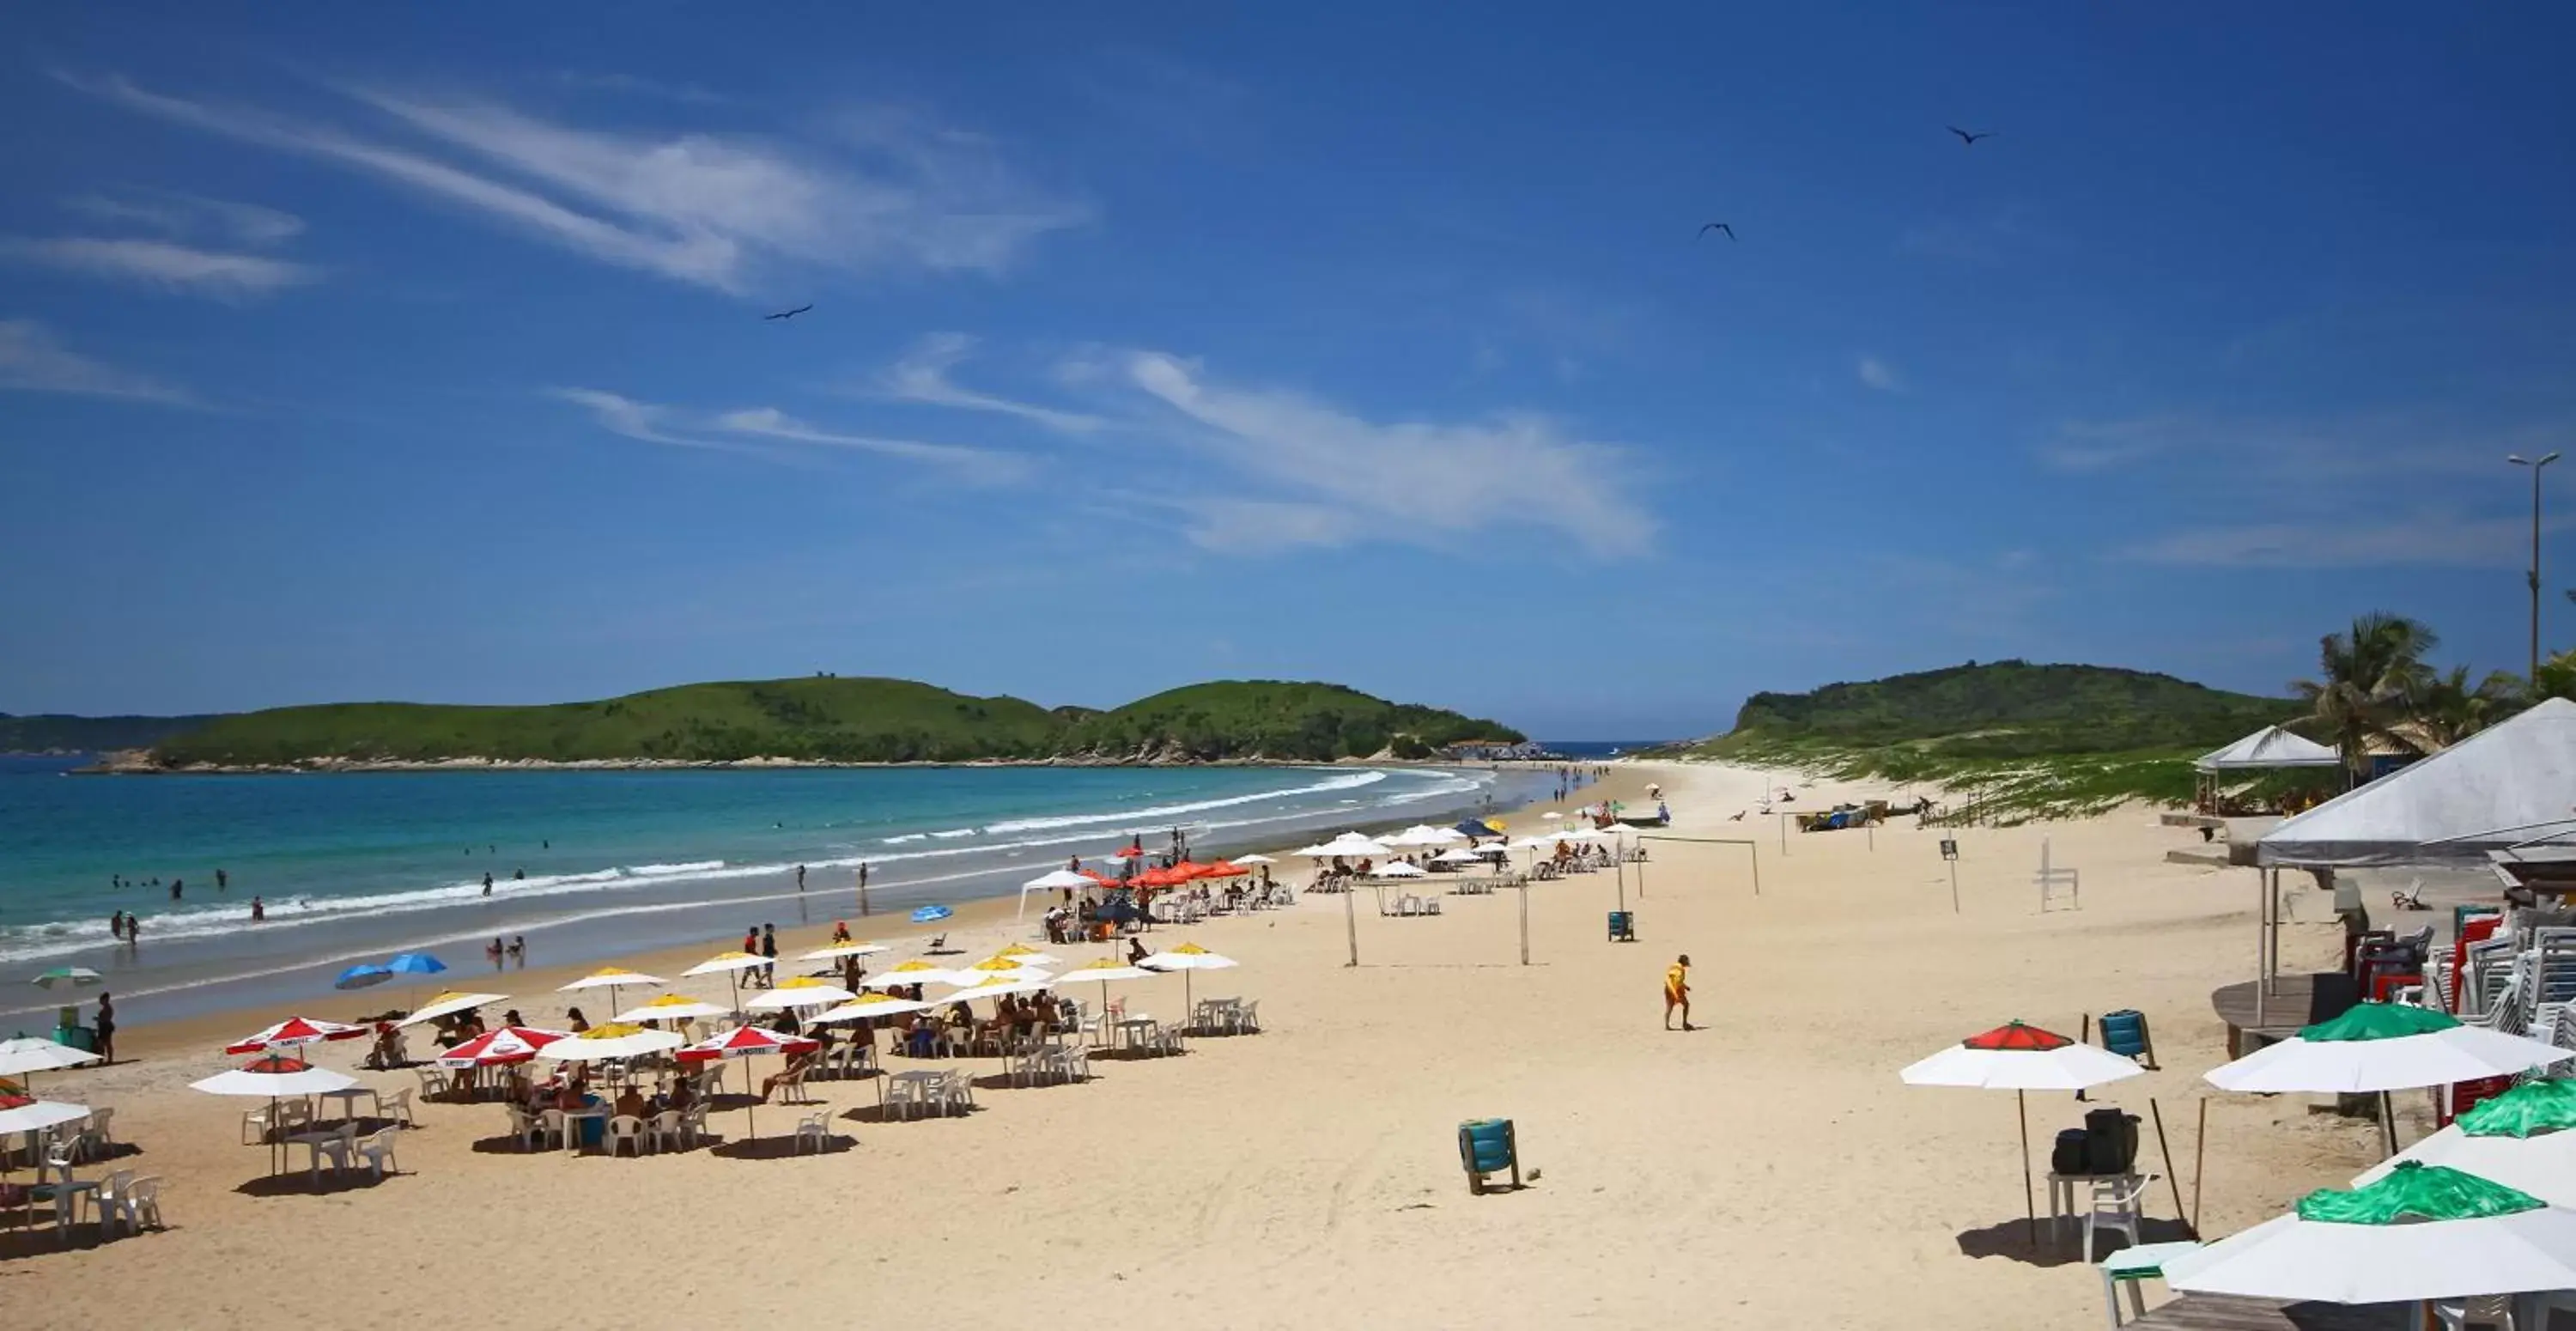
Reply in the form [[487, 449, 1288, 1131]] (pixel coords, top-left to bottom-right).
[[0, 756, 1540, 1028]]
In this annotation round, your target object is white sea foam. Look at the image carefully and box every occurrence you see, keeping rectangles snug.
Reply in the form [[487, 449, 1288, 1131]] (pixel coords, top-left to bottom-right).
[[0, 765, 1504, 966]]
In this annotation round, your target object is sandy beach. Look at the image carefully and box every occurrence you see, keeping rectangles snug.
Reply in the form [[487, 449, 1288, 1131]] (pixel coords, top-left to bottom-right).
[[1, 761, 2383, 1328]]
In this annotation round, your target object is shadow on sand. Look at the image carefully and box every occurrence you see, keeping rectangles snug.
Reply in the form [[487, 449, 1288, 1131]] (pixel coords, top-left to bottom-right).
[[1953, 1215, 2195, 1269]]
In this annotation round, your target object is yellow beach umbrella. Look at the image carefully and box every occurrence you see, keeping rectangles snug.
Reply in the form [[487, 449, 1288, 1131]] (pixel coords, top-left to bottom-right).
[[614, 993, 732, 1024], [862, 960, 965, 990], [395, 990, 510, 1029]]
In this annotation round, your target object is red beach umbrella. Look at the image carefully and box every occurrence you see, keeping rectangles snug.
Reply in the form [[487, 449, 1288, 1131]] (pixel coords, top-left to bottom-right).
[[225, 1016, 371, 1055], [674, 1025, 820, 1146]]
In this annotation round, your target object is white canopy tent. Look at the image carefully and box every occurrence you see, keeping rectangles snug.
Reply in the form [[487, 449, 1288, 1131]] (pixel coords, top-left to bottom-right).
[[2196, 725, 2342, 774], [2239, 698, 2576, 1024], [1018, 869, 1095, 921], [2257, 699, 2576, 869]]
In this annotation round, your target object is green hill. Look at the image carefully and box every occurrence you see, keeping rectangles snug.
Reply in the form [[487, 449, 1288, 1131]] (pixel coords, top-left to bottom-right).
[[0, 712, 224, 754], [1712, 660, 2300, 760], [1660, 661, 2306, 822], [138, 678, 1517, 768], [1063, 681, 1522, 762]]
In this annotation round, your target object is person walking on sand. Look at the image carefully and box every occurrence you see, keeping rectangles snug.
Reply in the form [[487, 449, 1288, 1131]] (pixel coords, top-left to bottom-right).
[[1664, 954, 1693, 1031], [760, 923, 779, 983], [93, 993, 116, 1065]]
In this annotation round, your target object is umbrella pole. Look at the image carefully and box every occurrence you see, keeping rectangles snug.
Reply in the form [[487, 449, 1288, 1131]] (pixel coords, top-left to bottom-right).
[[2191, 1097, 2208, 1235], [2381, 1090, 2399, 1158], [2017, 1090, 2036, 1249], [2150, 1098, 2186, 1230]]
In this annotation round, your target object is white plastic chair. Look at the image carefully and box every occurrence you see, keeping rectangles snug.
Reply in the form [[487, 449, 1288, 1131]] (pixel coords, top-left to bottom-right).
[[647, 1109, 686, 1152], [2433, 1295, 2515, 1330], [73, 1107, 114, 1162], [85, 1170, 136, 1235], [794, 1112, 830, 1154], [2083, 1174, 2156, 1262], [679, 1103, 710, 1147], [310, 1123, 360, 1187], [357, 1127, 400, 1180], [117, 1176, 164, 1234], [415, 1066, 453, 1102], [606, 1115, 648, 1158], [385, 1088, 416, 1127], [535, 1109, 568, 1153]]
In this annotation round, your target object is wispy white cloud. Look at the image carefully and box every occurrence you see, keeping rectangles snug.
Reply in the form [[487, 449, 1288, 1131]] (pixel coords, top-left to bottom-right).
[[1856, 355, 1901, 392], [713, 406, 1027, 483], [549, 71, 731, 106], [0, 237, 317, 299], [61, 71, 1087, 294], [872, 333, 1103, 434], [62, 189, 304, 245], [2120, 512, 2573, 569], [1116, 351, 1654, 557], [2036, 416, 2182, 471], [0, 319, 197, 406], [551, 387, 1022, 481]]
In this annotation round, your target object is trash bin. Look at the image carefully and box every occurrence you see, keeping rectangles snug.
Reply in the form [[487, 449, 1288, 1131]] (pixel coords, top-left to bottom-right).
[[1458, 1117, 1520, 1194], [1607, 910, 1636, 942], [53, 1024, 95, 1053]]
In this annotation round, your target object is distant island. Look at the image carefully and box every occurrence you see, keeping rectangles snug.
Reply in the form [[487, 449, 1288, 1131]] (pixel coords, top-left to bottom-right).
[[1652, 660, 2306, 821], [90, 678, 1524, 771]]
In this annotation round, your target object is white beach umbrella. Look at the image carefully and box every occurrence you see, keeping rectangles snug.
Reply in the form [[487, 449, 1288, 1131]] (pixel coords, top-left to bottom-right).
[[396, 990, 511, 1029], [0, 1097, 92, 1138], [614, 994, 733, 1024], [745, 977, 858, 1011], [993, 944, 1064, 967], [683, 951, 771, 977], [1370, 861, 1429, 878], [434, 1026, 571, 1068], [809, 992, 938, 1024], [864, 960, 965, 990], [0, 1036, 101, 1080], [946, 975, 1054, 1003], [1055, 957, 1159, 1013], [1024, 869, 1094, 891], [1511, 836, 1559, 851], [1231, 854, 1274, 866], [1432, 848, 1485, 865], [2206, 1004, 2572, 1094], [556, 968, 664, 1015], [535, 1023, 684, 1063], [2163, 1163, 2576, 1304], [2355, 1080, 2576, 1206], [799, 941, 890, 963], [225, 1015, 372, 1053], [192, 1055, 360, 1099], [1139, 942, 1239, 1010], [1900, 1020, 2147, 1243]]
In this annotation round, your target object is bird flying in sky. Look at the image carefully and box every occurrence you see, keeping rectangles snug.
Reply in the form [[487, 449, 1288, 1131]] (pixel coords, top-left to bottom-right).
[[1698, 222, 1735, 240], [764, 304, 814, 321], [1947, 126, 1994, 146]]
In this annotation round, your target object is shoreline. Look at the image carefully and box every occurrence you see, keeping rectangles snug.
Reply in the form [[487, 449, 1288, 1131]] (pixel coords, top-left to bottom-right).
[[88, 762, 1648, 1062], [68, 755, 1595, 776]]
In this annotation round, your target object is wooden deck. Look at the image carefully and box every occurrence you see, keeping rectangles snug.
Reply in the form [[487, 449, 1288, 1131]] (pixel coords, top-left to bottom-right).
[[2209, 972, 2359, 1054], [2129, 1296, 2407, 1329]]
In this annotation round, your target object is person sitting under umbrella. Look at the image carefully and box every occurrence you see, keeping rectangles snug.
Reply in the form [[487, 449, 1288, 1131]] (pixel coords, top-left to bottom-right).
[[613, 1083, 647, 1120], [756, 1045, 821, 1103]]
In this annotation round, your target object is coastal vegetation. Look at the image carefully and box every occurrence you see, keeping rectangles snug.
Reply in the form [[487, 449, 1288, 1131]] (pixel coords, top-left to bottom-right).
[[1662, 622, 2570, 823], [134, 678, 1522, 769]]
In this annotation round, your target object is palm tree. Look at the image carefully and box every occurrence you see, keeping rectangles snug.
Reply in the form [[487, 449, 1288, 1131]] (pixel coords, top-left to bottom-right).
[[2400, 665, 2517, 749], [2291, 612, 2439, 785], [2518, 646, 2576, 706]]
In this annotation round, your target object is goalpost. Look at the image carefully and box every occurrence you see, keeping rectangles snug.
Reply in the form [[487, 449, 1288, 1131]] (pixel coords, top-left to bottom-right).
[[1632, 834, 1761, 897]]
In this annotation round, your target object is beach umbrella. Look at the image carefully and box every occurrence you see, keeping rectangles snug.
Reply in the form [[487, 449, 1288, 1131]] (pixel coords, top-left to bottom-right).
[[0, 1036, 99, 1099], [2206, 1002, 2573, 1155], [1232, 854, 1274, 866], [947, 975, 1054, 1004], [613, 993, 731, 1024], [1139, 942, 1239, 1012], [0, 1094, 92, 1142], [1056, 957, 1157, 1016], [745, 977, 858, 1012], [1370, 862, 1428, 878], [861, 960, 963, 991], [191, 1054, 360, 1177], [385, 952, 447, 977], [558, 966, 664, 1017], [912, 905, 954, 924], [674, 1025, 818, 1141], [535, 1023, 683, 1063], [1432, 848, 1485, 865], [1200, 860, 1250, 878], [333, 964, 396, 992], [952, 956, 1054, 986], [225, 1016, 371, 1055], [2355, 1079, 2576, 1205], [683, 950, 772, 1015], [1321, 835, 1392, 858], [396, 990, 512, 1029], [994, 944, 1062, 965], [31, 967, 103, 991], [434, 1026, 570, 1068], [798, 941, 889, 963], [2162, 1162, 2576, 1304], [809, 992, 938, 1024], [1899, 1021, 2147, 1244], [1024, 869, 1093, 890]]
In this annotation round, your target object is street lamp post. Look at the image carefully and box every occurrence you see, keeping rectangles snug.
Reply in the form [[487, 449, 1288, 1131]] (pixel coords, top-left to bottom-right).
[[2510, 452, 2562, 682]]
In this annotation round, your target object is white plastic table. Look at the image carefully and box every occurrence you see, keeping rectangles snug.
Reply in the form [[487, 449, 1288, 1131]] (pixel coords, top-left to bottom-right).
[[2098, 1241, 2199, 1328]]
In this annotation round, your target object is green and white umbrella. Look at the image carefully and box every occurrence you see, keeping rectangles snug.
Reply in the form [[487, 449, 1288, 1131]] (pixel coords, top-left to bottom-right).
[[2164, 1161, 2576, 1304], [31, 967, 103, 991], [2356, 1079, 2576, 1206], [2205, 1003, 2573, 1154]]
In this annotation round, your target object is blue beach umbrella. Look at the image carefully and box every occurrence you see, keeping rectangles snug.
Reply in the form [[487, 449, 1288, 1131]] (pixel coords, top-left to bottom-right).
[[385, 953, 447, 976], [911, 904, 953, 924], [333, 964, 395, 992]]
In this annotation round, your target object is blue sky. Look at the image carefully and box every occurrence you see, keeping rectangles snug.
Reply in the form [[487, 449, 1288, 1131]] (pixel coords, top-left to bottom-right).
[[4, 5, 2574, 738]]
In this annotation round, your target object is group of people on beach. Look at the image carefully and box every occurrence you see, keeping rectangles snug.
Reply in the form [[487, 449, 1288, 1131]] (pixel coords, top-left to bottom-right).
[[107, 867, 228, 901], [484, 935, 528, 968], [740, 923, 781, 985]]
